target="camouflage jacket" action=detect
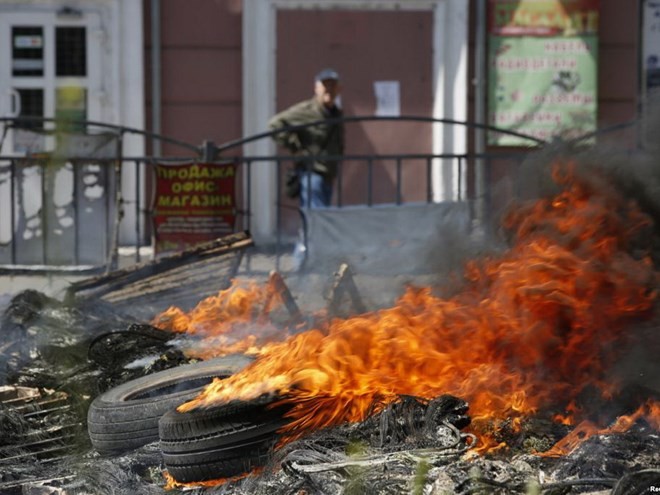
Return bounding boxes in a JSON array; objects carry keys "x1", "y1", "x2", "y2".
[{"x1": 268, "y1": 98, "x2": 344, "y2": 179}]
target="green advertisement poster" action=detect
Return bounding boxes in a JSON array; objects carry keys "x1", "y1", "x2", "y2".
[
  {"x1": 487, "y1": 0, "x2": 599, "y2": 146},
  {"x1": 488, "y1": 36, "x2": 598, "y2": 145}
]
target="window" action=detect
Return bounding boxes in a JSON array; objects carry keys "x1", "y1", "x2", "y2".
[
  {"x1": 12, "y1": 26, "x2": 44, "y2": 76},
  {"x1": 56, "y1": 27, "x2": 86, "y2": 76},
  {"x1": 14, "y1": 88, "x2": 45, "y2": 150}
]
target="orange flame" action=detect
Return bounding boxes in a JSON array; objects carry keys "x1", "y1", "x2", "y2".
[
  {"x1": 163, "y1": 468, "x2": 259, "y2": 491},
  {"x1": 152, "y1": 278, "x2": 291, "y2": 359},
  {"x1": 539, "y1": 399, "x2": 660, "y2": 457},
  {"x1": 175, "y1": 162, "x2": 658, "y2": 454}
]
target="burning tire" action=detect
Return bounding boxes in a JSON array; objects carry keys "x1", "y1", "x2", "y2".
[
  {"x1": 87, "y1": 354, "x2": 253, "y2": 454},
  {"x1": 159, "y1": 394, "x2": 292, "y2": 482}
]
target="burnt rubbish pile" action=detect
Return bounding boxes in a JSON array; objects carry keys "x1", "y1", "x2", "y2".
[
  {"x1": 1, "y1": 141, "x2": 660, "y2": 493},
  {"x1": 0, "y1": 289, "x2": 194, "y2": 493}
]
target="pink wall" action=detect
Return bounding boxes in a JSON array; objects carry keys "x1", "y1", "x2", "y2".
[
  {"x1": 598, "y1": 0, "x2": 639, "y2": 127},
  {"x1": 144, "y1": 0, "x2": 243, "y2": 155},
  {"x1": 146, "y1": 0, "x2": 642, "y2": 156},
  {"x1": 276, "y1": 9, "x2": 433, "y2": 207}
]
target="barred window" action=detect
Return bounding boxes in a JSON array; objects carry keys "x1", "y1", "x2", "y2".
[
  {"x1": 56, "y1": 27, "x2": 87, "y2": 76},
  {"x1": 12, "y1": 26, "x2": 44, "y2": 77}
]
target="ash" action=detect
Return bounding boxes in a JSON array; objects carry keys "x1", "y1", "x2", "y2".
[
  {"x1": 185, "y1": 409, "x2": 660, "y2": 495},
  {"x1": 0, "y1": 289, "x2": 192, "y2": 495}
]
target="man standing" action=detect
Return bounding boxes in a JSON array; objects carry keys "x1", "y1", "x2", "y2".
[
  {"x1": 268, "y1": 68, "x2": 345, "y2": 208},
  {"x1": 268, "y1": 68, "x2": 345, "y2": 270}
]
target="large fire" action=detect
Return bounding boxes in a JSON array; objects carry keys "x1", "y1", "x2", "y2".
[{"x1": 154, "y1": 161, "x2": 660, "y2": 454}]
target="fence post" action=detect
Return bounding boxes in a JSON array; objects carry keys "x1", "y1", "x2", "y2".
[{"x1": 201, "y1": 140, "x2": 217, "y2": 162}]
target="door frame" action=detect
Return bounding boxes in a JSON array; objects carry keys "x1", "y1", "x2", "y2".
[{"x1": 243, "y1": 0, "x2": 469, "y2": 242}]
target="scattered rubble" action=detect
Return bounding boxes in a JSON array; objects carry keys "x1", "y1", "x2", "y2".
[{"x1": 0, "y1": 283, "x2": 658, "y2": 494}]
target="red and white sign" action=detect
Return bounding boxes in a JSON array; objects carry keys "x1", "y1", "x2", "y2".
[{"x1": 153, "y1": 162, "x2": 237, "y2": 256}]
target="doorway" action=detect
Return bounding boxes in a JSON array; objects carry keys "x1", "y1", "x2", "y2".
[
  {"x1": 242, "y1": 0, "x2": 469, "y2": 242},
  {"x1": 276, "y1": 9, "x2": 433, "y2": 206}
]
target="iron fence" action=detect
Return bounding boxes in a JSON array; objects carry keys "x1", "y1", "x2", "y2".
[{"x1": 0, "y1": 115, "x2": 560, "y2": 274}]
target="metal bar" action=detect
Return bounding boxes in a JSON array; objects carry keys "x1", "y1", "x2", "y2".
[
  {"x1": 22, "y1": 405, "x2": 71, "y2": 418},
  {"x1": 11, "y1": 433, "x2": 76, "y2": 450},
  {"x1": 426, "y1": 157, "x2": 432, "y2": 203},
  {"x1": 106, "y1": 132, "x2": 124, "y2": 273},
  {"x1": 474, "y1": 0, "x2": 487, "y2": 225},
  {"x1": 367, "y1": 158, "x2": 373, "y2": 206},
  {"x1": 210, "y1": 115, "x2": 548, "y2": 153},
  {"x1": 457, "y1": 156, "x2": 463, "y2": 202},
  {"x1": 73, "y1": 160, "x2": 80, "y2": 265},
  {"x1": 0, "y1": 117, "x2": 199, "y2": 154},
  {"x1": 246, "y1": 159, "x2": 252, "y2": 233},
  {"x1": 104, "y1": 159, "x2": 111, "y2": 269},
  {"x1": 40, "y1": 161, "x2": 46, "y2": 265},
  {"x1": 10, "y1": 159, "x2": 16, "y2": 264},
  {"x1": 0, "y1": 152, "x2": 530, "y2": 163},
  {"x1": 485, "y1": 154, "x2": 493, "y2": 235},
  {"x1": 20, "y1": 424, "x2": 80, "y2": 435},
  {"x1": 134, "y1": 159, "x2": 141, "y2": 263},
  {"x1": 242, "y1": 158, "x2": 252, "y2": 273},
  {"x1": 276, "y1": 158, "x2": 282, "y2": 273},
  {"x1": 147, "y1": 158, "x2": 156, "y2": 252},
  {"x1": 0, "y1": 475, "x2": 76, "y2": 490},
  {"x1": 336, "y1": 157, "x2": 343, "y2": 207},
  {"x1": 8, "y1": 114, "x2": 643, "y2": 158},
  {"x1": 395, "y1": 157, "x2": 402, "y2": 205},
  {"x1": 0, "y1": 444, "x2": 72, "y2": 462},
  {"x1": 11, "y1": 396, "x2": 68, "y2": 412},
  {"x1": 151, "y1": 0, "x2": 162, "y2": 157},
  {"x1": 105, "y1": 159, "x2": 112, "y2": 270}
]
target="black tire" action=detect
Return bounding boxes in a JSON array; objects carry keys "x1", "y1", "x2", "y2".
[
  {"x1": 159, "y1": 394, "x2": 293, "y2": 482},
  {"x1": 87, "y1": 354, "x2": 253, "y2": 454}
]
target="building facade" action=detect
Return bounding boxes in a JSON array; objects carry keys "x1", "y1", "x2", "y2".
[{"x1": 0, "y1": 0, "x2": 648, "y2": 245}]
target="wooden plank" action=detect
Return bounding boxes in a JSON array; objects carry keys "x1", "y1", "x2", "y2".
[{"x1": 64, "y1": 232, "x2": 253, "y2": 318}]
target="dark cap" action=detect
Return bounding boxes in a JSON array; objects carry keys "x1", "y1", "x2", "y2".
[{"x1": 315, "y1": 68, "x2": 340, "y2": 82}]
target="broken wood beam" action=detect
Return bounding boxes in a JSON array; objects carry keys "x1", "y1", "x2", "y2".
[
  {"x1": 327, "y1": 263, "x2": 367, "y2": 316},
  {"x1": 65, "y1": 231, "x2": 253, "y2": 303},
  {"x1": 64, "y1": 231, "x2": 254, "y2": 319},
  {"x1": 263, "y1": 271, "x2": 303, "y2": 323}
]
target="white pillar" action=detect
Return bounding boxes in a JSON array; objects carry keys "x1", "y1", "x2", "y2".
[
  {"x1": 431, "y1": 0, "x2": 469, "y2": 202},
  {"x1": 243, "y1": 0, "x2": 277, "y2": 244}
]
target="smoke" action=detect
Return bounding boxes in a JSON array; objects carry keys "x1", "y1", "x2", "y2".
[
  {"x1": 513, "y1": 105, "x2": 660, "y2": 227},
  {"x1": 507, "y1": 105, "x2": 660, "y2": 419}
]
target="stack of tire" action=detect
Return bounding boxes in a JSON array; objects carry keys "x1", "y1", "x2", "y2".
[{"x1": 87, "y1": 355, "x2": 292, "y2": 482}]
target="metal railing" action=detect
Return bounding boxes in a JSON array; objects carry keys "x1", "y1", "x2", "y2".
[
  {"x1": 0, "y1": 117, "x2": 201, "y2": 273},
  {"x1": 214, "y1": 116, "x2": 547, "y2": 267},
  {"x1": 0, "y1": 115, "x2": 554, "y2": 274}
]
